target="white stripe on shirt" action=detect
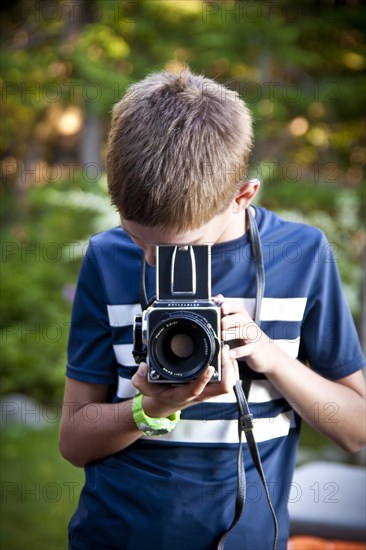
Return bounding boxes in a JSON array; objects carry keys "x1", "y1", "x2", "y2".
[
  {"x1": 107, "y1": 304, "x2": 141, "y2": 327},
  {"x1": 117, "y1": 376, "x2": 139, "y2": 399},
  {"x1": 143, "y1": 410, "x2": 295, "y2": 444},
  {"x1": 114, "y1": 344, "x2": 137, "y2": 366},
  {"x1": 226, "y1": 297, "x2": 307, "y2": 321},
  {"x1": 206, "y1": 379, "x2": 283, "y2": 404},
  {"x1": 113, "y1": 337, "x2": 300, "y2": 370},
  {"x1": 273, "y1": 337, "x2": 300, "y2": 358},
  {"x1": 116, "y1": 376, "x2": 283, "y2": 404},
  {"x1": 107, "y1": 297, "x2": 307, "y2": 327}
]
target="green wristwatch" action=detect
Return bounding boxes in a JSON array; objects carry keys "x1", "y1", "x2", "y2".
[{"x1": 132, "y1": 393, "x2": 181, "y2": 436}]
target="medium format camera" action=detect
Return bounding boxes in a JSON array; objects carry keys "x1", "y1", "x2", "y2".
[{"x1": 133, "y1": 245, "x2": 222, "y2": 383}]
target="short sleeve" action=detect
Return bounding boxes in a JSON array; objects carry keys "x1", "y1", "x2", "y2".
[
  {"x1": 299, "y1": 232, "x2": 365, "y2": 380},
  {"x1": 66, "y1": 242, "x2": 118, "y2": 385}
]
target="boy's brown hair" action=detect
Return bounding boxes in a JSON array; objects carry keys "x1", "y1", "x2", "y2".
[{"x1": 107, "y1": 69, "x2": 253, "y2": 231}]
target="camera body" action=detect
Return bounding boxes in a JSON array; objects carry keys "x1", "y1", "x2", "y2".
[{"x1": 133, "y1": 245, "x2": 222, "y2": 383}]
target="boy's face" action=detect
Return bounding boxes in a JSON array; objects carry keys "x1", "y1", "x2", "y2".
[{"x1": 121, "y1": 202, "x2": 245, "y2": 266}]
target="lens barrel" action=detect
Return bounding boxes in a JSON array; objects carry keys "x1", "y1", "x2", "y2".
[{"x1": 149, "y1": 312, "x2": 218, "y2": 381}]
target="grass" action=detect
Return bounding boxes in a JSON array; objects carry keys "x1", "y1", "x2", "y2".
[{"x1": 1, "y1": 423, "x2": 84, "y2": 550}]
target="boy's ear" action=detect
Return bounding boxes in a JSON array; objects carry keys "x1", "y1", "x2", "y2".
[{"x1": 233, "y1": 179, "x2": 261, "y2": 212}]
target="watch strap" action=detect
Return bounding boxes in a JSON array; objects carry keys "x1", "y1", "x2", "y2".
[{"x1": 132, "y1": 393, "x2": 181, "y2": 436}]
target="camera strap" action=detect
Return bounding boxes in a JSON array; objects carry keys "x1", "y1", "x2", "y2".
[
  {"x1": 241, "y1": 205, "x2": 265, "y2": 399},
  {"x1": 217, "y1": 206, "x2": 278, "y2": 550},
  {"x1": 139, "y1": 256, "x2": 151, "y2": 310}
]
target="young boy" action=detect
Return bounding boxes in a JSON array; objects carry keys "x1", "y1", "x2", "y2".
[{"x1": 59, "y1": 69, "x2": 365, "y2": 550}]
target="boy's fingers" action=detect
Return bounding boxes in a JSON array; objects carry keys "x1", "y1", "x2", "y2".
[
  {"x1": 222, "y1": 314, "x2": 261, "y2": 344},
  {"x1": 132, "y1": 362, "x2": 215, "y2": 404},
  {"x1": 131, "y1": 363, "x2": 150, "y2": 392},
  {"x1": 132, "y1": 353, "x2": 241, "y2": 404},
  {"x1": 221, "y1": 344, "x2": 240, "y2": 381},
  {"x1": 185, "y1": 366, "x2": 215, "y2": 399},
  {"x1": 221, "y1": 300, "x2": 251, "y2": 319},
  {"x1": 221, "y1": 299, "x2": 241, "y2": 315},
  {"x1": 229, "y1": 343, "x2": 255, "y2": 360},
  {"x1": 213, "y1": 293, "x2": 225, "y2": 305}
]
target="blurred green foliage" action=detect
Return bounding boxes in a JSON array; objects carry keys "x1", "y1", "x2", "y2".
[
  {"x1": 0, "y1": 2, "x2": 365, "y2": 549},
  {"x1": 1, "y1": 0, "x2": 365, "y2": 407},
  {"x1": 1, "y1": 175, "x2": 117, "y2": 402}
]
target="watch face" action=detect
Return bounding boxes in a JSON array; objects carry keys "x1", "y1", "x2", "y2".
[{"x1": 140, "y1": 423, "x2": 169, "y2": 436}]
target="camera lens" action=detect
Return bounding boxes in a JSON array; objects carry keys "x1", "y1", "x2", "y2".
[
  {"x1": 149, "y1": 312, "x2": 219, "y2": 381},
  {"x1": 170, "y1": 334, "x2": 195, "y2": 359}
]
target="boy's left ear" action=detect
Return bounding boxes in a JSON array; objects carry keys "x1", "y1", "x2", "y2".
[{"x1": 233, "y1": 179, "x2": 261, "y2": 212}]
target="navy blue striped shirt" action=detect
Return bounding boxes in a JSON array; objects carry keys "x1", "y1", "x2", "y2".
[{"x1": 67, "y1": 207, "x2": 364, "y2": 550}]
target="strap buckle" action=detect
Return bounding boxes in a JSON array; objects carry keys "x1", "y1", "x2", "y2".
[{"x1": 239, "y1": 412, "x2": 254, "y2": 432}]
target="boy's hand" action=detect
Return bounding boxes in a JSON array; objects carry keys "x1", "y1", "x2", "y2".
[
  {"x1": 220, "y1": 294, "x2": 277, "y2": 375},
  {"x1": 131, "y1": 344, "x2": 239, "y2": 418}
]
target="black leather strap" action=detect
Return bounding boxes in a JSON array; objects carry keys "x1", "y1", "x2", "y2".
[
  {"x1": 240, "y1": 207, "x2": 265, "y2": 399},
  {"x1": 139, "y1": 256, "x2": 151, "y2": 310},
  {"x1": 247, "y1": 206, "x2": 265, "y2": 327},
  {"x1": 217, "y1": 380, "x2": 278, "y2": 550}
]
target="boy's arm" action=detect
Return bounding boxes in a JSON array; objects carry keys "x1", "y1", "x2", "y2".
[
  {"x1": 59, "y1": 378, "x2": 142, "y2": 468},
  {"x1": 59, "y1": 346, "x2": 239, "y2": 467},
  {"x1": 222, "y1": 300, "x2": 366, "y2": 453},
  {"x1": 266, "y1": 360, "x2": 365, "y2": 453}
]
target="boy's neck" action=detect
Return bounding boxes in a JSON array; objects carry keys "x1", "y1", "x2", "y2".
[{"x1": 215, "y1": 206, "x2": 253, "y2": 244}]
